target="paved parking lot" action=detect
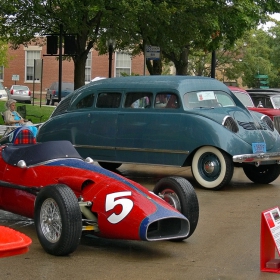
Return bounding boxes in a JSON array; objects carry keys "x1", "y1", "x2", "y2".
[{"x1": 1, "y1": 164, "x2": 280, "y2": 280}]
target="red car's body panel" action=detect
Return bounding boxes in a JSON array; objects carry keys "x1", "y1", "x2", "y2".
[{"x1": 0, "y1": 141, "x2": 190, "y2": 242}]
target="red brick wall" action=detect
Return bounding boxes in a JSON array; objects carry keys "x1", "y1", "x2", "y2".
[{"x1": 3, "y1": 41, "x2": 145, "y2": 94}]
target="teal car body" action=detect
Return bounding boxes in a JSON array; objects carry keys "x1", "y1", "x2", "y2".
[{"x1": 37, "y1": 76, "x2": 280, "y2": 190}]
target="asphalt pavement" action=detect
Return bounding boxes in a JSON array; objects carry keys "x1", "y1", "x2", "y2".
[{"x1": 1, "y1": 164, "x2": 280, "y2": 280}]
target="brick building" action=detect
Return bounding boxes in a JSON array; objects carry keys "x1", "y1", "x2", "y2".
[{"x1": 0, "y1": 40, "x2": 145, "y2": 99}]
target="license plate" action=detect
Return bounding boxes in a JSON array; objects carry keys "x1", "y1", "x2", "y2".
[{"x1": 252, "y1": 142, "x2": 266, "y2": 153}]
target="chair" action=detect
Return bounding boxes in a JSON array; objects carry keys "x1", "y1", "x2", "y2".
[
  {"x1": 0, "y1": 112, "x2": 16, "y2": 136},
  {"x1": 17, "y1": 105, "x2": 44, "y2": 122}
]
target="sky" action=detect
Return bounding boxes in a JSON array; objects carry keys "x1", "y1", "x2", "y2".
[{"x1": 260, "y1": 13, "x2": 280, "y2": 29}]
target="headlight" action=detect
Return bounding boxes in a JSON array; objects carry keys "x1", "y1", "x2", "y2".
[
  {"x1": 261, "y1": 115, "x2": 274, "y2": 131},
  {"x1": 222, "y1": 115, "x2": 239, "y2": 133}
]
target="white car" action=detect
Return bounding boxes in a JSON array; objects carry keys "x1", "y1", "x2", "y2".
[
  {"x1": 0, "y1": 82, "x2": 8, "y2": 101},
  {"x1": 8, "y1": 85, "x2": 31, "y2": 104}
]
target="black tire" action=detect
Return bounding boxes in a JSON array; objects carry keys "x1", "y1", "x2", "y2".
[
  {"x1": 46, "y1": 99, "x2": 50, "y2": 105},
  {"x1": 98, "y1": 162, "x2": 122, "y2": 170},
  {"x1": 34, "y1": 184, "x2": 82, "y2": 256},
  {"x1": 243, "y1": 164, "x2": 280, "y2": 184},
  {"x1": 191, "y1": 146, "x2": 233, "y2": 190},
  {"x1": 153, "y1": 176, "x2": 199, "y2": 239},
  {"x1": 50, "y1": 97, "x2": 55, "y2": 105}
]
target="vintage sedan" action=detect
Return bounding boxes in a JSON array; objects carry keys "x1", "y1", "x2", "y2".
[
  {"x1": 36, "y1": 76, "x2": 280, "y2": 190},
  {"x1": 0, "y1": 127, "x2": 199, "y2": 256}
]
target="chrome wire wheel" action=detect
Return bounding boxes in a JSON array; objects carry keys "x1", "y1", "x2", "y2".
[{"x1": 40, "y1": 198, "x2": 62, "y2": 243}]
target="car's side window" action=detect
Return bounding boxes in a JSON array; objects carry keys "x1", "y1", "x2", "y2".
[
  {"x1": 76, "y1": 94, "x2": 94, "y2": 109},
  {"x1": 155, "y1": 92, "x2": 179, "y2": 109},
  {"x1": 96, "y1": 92, "x2": 121, "y2": 108},
  {"x1": 124, "y1": 92, "x2": 153, "y2": 108}
]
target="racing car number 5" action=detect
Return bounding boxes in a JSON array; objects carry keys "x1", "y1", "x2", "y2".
[{"x1": 106, "y1": 191, "x2": 133, "y2": 224}]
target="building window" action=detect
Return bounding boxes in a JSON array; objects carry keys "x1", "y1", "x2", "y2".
[
  {"x1": 25, "y1": 50, "x2": 41, "y2": 81},
  {"x1": 85, "y1": 52, "x2": 92, "y2": 82},
  {"x1": 116, "y1": 52, "x2": 131, "y2": 77},
  {"x1": 0, "y1": 66, "x2": 3, "y2": 81}
]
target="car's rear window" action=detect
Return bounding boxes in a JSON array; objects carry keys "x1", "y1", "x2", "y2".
[
  {"x1": 13, "y1": 85, "x2": 29, "y2": 90},
  {"x1": 184, "y1": 91, "x2": 235, "y2": 109},
  {"x1": 62, "y1": 83, "x2": 74, "y2": 90}
]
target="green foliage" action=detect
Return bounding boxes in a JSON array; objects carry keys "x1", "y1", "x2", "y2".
[
  {"x1": 1, "y1": 0, "x2": 280, "y2": 79},
  {"x1": 0, "y1": 40, "x2": 8, "y2": 67}
]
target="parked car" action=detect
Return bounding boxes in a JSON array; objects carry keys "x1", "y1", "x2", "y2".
[
  {"x1": 8, "y1": 85, "x2": 31, "y2": 103},
  {"x1": 229, "y1": 86, "x2": 280, "y2": 134},
  {"x1": 0, "y1": 82, "x2": 8, "y2": 101},
  {"x1": 46, "y1": 82, "x2": 74, "y2": 105},
  {"x1": 247, "y1": 88, "x2": 280, "y2": 109},
  {"x1": 0, "y1": 126, "x2": 199, "y2": 256},
  {"x1": 36, "y1": 76, "x2": 280, "y2": 190}
]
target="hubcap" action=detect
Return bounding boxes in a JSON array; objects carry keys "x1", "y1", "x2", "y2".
[
  {"x1": 158, "y1": 189, "x2": 181, "y2": 212},
  {"x1": 199, "y1": 153, "x2": 221, "y2": 181},
  {"x1": 40, "y1": 198, "x2": 62, "y2": 243}
]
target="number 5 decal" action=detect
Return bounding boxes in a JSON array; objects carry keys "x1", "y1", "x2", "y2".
[{"x1": 106, "y1": 191, "x2": 133, "y2": 224}]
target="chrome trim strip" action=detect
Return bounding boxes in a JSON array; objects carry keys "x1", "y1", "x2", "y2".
[
  {"x1": 233, "y1": 152, "x2": 280, "y2": 163},
  {"x1": 26, "y1": 157, "x2": 84, "y2": 168},
  {"x1": 73, "y1": 144, "x2": 189, "y2": 155}
]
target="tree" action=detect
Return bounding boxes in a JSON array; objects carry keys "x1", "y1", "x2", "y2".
[
  {"x1": 1, "y1": 0, "x2": 280, "y2": 85},
  {"x1": 0, "y1": 0, "x2": 122, "y2": 89},
  {"x1": 0, "y1": 39, "x2": 8, "y2": 67}
]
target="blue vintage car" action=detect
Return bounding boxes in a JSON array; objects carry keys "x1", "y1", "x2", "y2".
[{"x1": 36, "y1": 76, "x2": 280, "y2": 190}]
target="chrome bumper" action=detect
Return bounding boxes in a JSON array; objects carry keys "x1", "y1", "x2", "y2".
[{"x1": 233, "y1": 152, "x2": 280, "y2": 163}]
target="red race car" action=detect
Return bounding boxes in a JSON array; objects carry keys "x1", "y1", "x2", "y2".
[{"x1": 0, "y1": 127, "x2": 199, "y2": 256}]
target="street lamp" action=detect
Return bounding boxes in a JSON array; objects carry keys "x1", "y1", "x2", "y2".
[{"x1": 106, "y1": 38, "x2": 116, "y2": 78}]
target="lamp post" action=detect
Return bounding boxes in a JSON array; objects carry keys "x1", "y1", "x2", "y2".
[{"x1": 106, "y1": 38, "x2": 116, "y2": 78}]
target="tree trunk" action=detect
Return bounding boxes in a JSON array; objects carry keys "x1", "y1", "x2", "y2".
[
  {"x1": 146, "y1": 59, "x2": 162, "y2": 75},
  {"x1": 73, "y1": 53, "x2": 88, "y2": 90},
  {"x1": 174, "y1": 48, "x2": 189, "y2": 75}
]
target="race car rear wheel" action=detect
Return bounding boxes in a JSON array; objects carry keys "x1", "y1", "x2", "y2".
[
  {"x1": 191, "y1": 146, "x2": 233, "y2": 190},
  {"x1": 153, "y1": 176, "x2": 199, "y2": 239},
  {"x1": 243, "y1": 164, "x2": 280, "y2": 184},
  {"x1": 34, "y1": 184, "x2": 82, "y2": 256}
]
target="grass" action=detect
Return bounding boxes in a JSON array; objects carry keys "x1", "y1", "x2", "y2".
[{"x1": 0, "y1": 101, "x2": 55, "y2": 124}]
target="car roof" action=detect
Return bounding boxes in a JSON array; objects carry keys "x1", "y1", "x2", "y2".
[
  {"x1": 247, "y1": 89, "x2": 280, "y2": 96},
  {"x1": 80, "y1": 76, "x2": 230, "y2": 94}
]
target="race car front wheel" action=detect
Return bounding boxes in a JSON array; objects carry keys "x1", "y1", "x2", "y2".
[
  {"x1": 153, "y1": 176, "x2": 199, "y2": 239},
  {"x1": 34, "y1": 184, "x2": 82, "y2": 256},
  {"x1": 191, "y1": 146, "x2": 233, "y2": 190},
  {"x1": 243, "y1": 164, "x2": 280, "y2": 184}
]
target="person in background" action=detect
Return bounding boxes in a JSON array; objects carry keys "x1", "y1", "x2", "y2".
[
  {"x1": 3, "y1": 99, "x2": 26, "y2": 126},
  {"x1": 3, "y1": 99, "x2": 37, "y2": 136}
]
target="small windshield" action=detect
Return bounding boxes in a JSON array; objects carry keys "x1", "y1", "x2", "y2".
[
  {"x1": 271, "y1": 95, "x2": 280, "y2": 109},
  {"x1": 0, "y1": 83, "x2": 4, "y2": 90},
  {"x1": 184, "y1": 91, "x2": 236, "y2": 109}
]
